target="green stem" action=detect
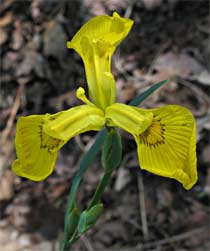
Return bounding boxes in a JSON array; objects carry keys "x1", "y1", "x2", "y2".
[
  {"x1": 62, "y1": 238, "x2": 72, "y2": 251},
  {"x1": 65, "y1": 129, "x2": 107, "y2": 219},
  {"x1": 62, "y1": 129, "x2": 107, "y2": 251},
  {"x1": 88, "y1": 170, "x2": 112, "y2": 209}
]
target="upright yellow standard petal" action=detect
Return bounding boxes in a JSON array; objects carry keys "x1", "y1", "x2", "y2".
[
  {"x1": 105, "y1": 103, "x2": 153, "y2": 136},
  {"x1": 12, "y1": 105, "x2": 105, "y2": 181},
  {"x1": 134, "y1": 105, "x2": 197, "y2": 190},
  {"x1": 67, "y1": 12, "x2": 134, "y2": 109},
  {"x1": 67, "y1": 12, "x2": 133, "y2": 64}
]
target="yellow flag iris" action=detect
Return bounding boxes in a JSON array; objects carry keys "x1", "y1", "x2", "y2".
[{"x1": 12, "y1": 12, "x2": 197, "y2": 189}]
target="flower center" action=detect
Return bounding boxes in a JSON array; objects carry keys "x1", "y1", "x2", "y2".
[
  {"x1": 39, "y1": 122, "x2": 64, "y2": 151},
  {"x1": 139, "y1": 116, "x2": 165, "y2": 147}
]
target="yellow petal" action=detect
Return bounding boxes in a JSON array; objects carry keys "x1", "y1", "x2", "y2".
[
  {"x1": 135, "y1": 105, "x2": 197, "y2": 190},
  {"x1": 105, "y1": 103, "x2": 153, "y2": 135},
  {"x1": 44, "y1": 105, "x2": 105, "y2": 141},
  {"x1": 12, "y1": 114, "x2": 65, "y2": 181},
  {"x1": 67, "y1": 12, "x2": 133, "y2": 60},
  {"x1": 12, "y1": 105, "x2": 105, "y2": 181},
  {"x1": 67, "y1": 12, "x2": 134, "y2": 109}
]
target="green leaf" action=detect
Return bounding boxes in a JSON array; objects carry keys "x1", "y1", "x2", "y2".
[
  {"x1": 101, "y1": 127, "x2": 122, "y2": 172},
  {"x1": 129, "y1": 80, "x2": 168, "y2": 107}
]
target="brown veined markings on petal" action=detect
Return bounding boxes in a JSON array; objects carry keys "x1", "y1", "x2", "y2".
[
  {"x1": 139, "y1": 118, "x2": 165, "y2": 147},
  {"x1": 38, "y1": 123, "x2": 64, "y2": 151},
  {"x1": 139, "y1": 115, "x2": 191, "y2": 157},
  {"x1": 19, "y1": 120, "x2": 63, "y2": 154}
]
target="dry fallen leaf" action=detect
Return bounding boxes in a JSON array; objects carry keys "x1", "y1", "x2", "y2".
[
  {"x1": 0, "y1": 28, "x2": 7, "y2": 45},
  {"x1": 16, "y1": 50, "x2": 46, "y2": 78},
  {"x1": 11, "y1": 20, "x2": 24, "y2": 50},
  {"x1": 0, "y1": 170, "x2": 15, "y2": 200},
  {"x1": 142, "y1": 0, "x2": 162, "y2": 10},
  {"x1": 0, "y1": 11, "x2": 13, "y2": 27},
  {"x1": 43, "y1": 20, "x2": 67, "y2": 59},
  {"x1": 153, "y1": 52, "x2": 210, "y2": 86}
]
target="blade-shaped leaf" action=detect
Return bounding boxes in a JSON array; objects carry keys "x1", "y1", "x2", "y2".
[{"x1": 129, "y1": 80, "x2": 168, "y2": 107}]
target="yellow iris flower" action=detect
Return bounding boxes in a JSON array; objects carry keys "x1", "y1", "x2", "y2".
[{"x1": 12, "y1": 12, "x2": 197, "y2": 189}]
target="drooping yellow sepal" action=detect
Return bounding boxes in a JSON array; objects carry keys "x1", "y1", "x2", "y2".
[
  {"x1": 105, "y1": 103, "x2": 153, "y2": 136},
  {"x1": 12, "y1": 105, "x2": 105, "y2": 181},
  {"x1": 12, "y1": 114, "x2": 65, "y2": 181},
  {"x1": 135, "y1": 105, "x2": 197, "y2": 190},
  {"x1": 67, "y1": 12, "x2": 134, "y2": 109}
]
